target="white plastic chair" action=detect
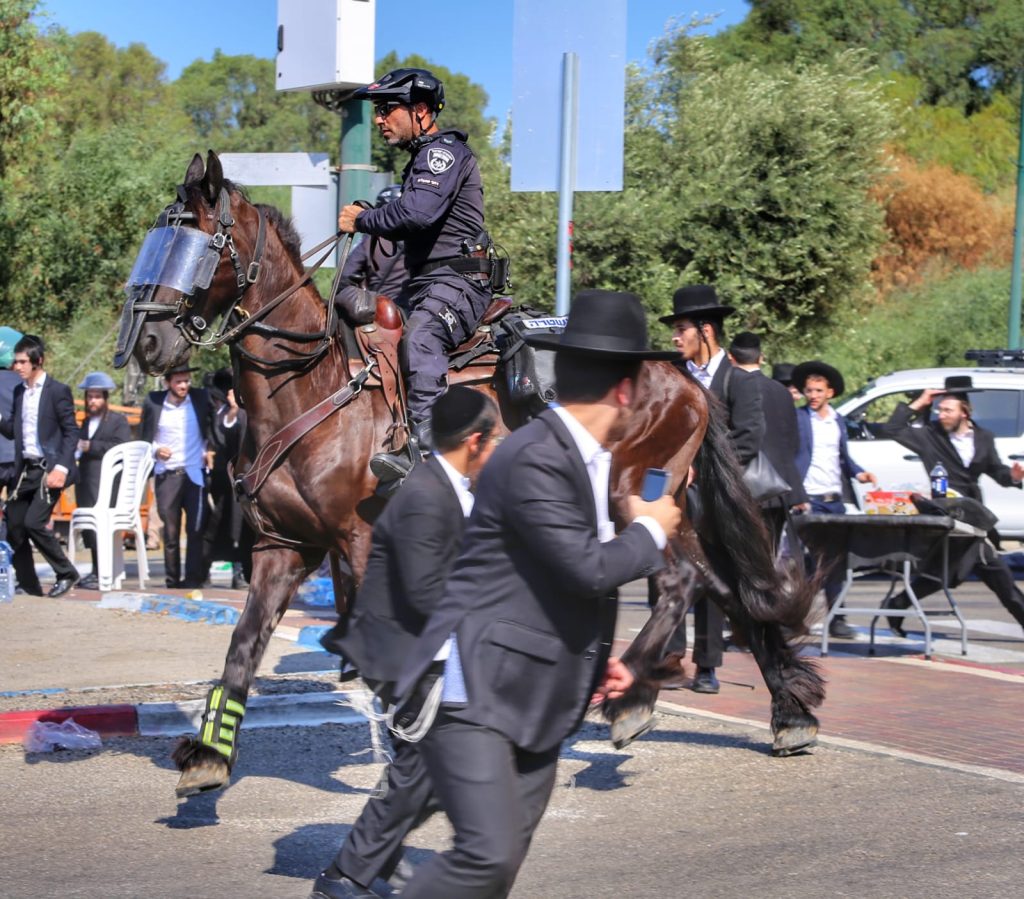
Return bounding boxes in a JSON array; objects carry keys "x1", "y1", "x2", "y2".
[{"x1": 69, "y1": 441, "x2": 155, "y2": 591}]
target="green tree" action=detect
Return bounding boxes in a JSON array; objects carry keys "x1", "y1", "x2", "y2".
[
  {"x1": 56, "y1": 31, "x2": 181, "y2": 141},
  {"x1": 802, "y1": 265, "x2": 1013, "y2": 394},
  {"x1": 715, "y1": 0, "x2": 1024, "y2": 112},
  {"x1": 173, "y1": 50, "x2": 337, "y2": 154}
]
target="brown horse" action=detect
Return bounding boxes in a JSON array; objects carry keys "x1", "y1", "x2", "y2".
[{"x1": 116, "y1": 151, "x2": 823, "y2": 797}]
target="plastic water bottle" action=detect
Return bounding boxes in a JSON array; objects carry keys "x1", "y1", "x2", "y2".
[
  {"x1": 930, "y1": 462, "x2": 948, "y2": 499},
  {"x1": 0, "y1": 540, "x2": 14, "y2": 603}
]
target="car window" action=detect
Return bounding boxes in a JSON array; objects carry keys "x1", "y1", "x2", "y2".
[
  {"x1": 966, "y1": 389, "x2": 1022, "y2": 437},
  {"x1": 844, "y1": 391, "x2": 917, "y2": 440}
]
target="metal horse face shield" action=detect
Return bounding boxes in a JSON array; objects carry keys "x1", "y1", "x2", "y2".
[{"x1": 114, "y1": 188, "x2": 243, "y2": 369}]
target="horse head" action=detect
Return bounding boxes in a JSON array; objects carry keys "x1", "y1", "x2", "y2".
[{"x1": 114, "y1": 150, "x2": 274, "y2": 374}]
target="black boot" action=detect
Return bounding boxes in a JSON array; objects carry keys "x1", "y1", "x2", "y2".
[
  {"x1": 231, "y1": 562, "x2": 249, "y2": 590},
  {"x1": 369, "y1": 419, "x2": 429, "y2": 485}
]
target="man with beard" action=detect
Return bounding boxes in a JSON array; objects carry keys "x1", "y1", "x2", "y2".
[
  {"x1": 876, "y1": 377, "x2": 1024, "y2": 637},
  {"x1": 75, "y1": 372, "x2": 131, "y2": 590}
]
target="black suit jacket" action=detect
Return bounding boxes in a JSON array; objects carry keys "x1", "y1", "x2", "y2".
[
  {"x1": 876, "y1": 403, "x2": 1022, "y2": 503},
  {"x1": 322, "y1": 455, "x2": 466, "y2": 684},
  {"x1": 0, "y1": 374, "x2": 79, "y2": 484},
  {"x1": 139, "y1": 387, "x2": 212, "y2": 447},
  {"x1": 395, "y1": 409, "x2": 664, "y2": 754},
  {"x1": 208, "y1": 405, "x2": 247, "y2": 473},
  {"x1": 709, "y1": 361, "x2": 764, "y2": 466},
  {"x1": 749, "y1": 370, "x2": 807, "y2": 507},
  {"x1": 76, "y1": 411, "x2": 132, "y2": 508}
]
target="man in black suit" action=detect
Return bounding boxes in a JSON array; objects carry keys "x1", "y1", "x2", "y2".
[
  {"x1": 658, "y1": 285, "x2": 765, "y2": 693},
  {"x1": 0, "y1": 335, "x2": 81, "y2": 596},
  {"x1": 75, "y1": 371, "x2": 132, "y2": 590},
  {"x1": 140, "y1": 363, "x2": 211, "y2": 588},
  {"x1": 875, "y1": 377, "x2": 1024, "y2": 637},
  {"x1": 311, "y1": 386, "x2": 500, "y2": 899},
  {"x1": 202, "y1": 368, "x2": 252, "y2": 590},
  {"x1": 0, "y1": 326, "x2": 23, "y2": 497},
  {"x1": 728, "y1": 332, "x2": 808, "y2": 551},
  {"x1": 388, "y1": 290, "x2": 680, "y2": 899},
  {"x1": 793, "y1": 360, "x2": 877, "y2": 638}
]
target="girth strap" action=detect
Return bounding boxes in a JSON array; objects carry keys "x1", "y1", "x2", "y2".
[{"x1": 236, "y1": 365, "x2": 372, "y2": 501}]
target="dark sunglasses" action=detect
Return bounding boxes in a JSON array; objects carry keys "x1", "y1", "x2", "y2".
[{"x1": 373, "y1": 102, "x2": 403, "y2": 118}]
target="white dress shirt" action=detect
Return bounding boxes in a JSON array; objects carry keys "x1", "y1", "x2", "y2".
[
  {"x1": 686, "y1": 348, "x2": 726, "y2": 390},
  {"x1": 153, "y1": 394, "x2": 205, "y2": 487},
  {"x1": 949, "y1": 429, "x2": 975, "y2": 468},
  {"x1": 552, "y1": 405, "x2": 667, "y2": 549},
  {"x1": 19, "y1": 373, "x2": 69, "y2": 476},
  {"x1": 803, "y1": 405, "x2": 844, "y2": 495},
  {"x1": 20, "y1": 372, "x2": 47, "y2": 460}
]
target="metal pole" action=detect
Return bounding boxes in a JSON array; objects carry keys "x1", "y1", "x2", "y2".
[
  {"x1": 1009, "y1": 84, "x2": 1024, "y2": 350},
  {"x1": 338, "y1": 97, "x2": 374, "y2": 267},
  {"x1": 555, "y1": 52, "x2": 579, "y2": 316}
]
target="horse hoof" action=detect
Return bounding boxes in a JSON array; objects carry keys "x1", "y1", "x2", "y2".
[
  {"x1": 610, "y1": 707, "x2": 657, "y2": 750},
  {"x1": 175, "y1": 758, "x2": 231, "y2": 797},
  {"x1": 771, "y1": 724, "x2": 818, "y2": 757}
]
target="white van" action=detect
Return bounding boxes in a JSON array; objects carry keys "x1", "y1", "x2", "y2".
[{"x1": 836, "y1": 365, "x2": 1024, "y2": 538}]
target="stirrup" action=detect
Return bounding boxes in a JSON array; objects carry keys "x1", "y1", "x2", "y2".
[{"x1": 370, "y1": 451, "x2": 415, "y2": 483}]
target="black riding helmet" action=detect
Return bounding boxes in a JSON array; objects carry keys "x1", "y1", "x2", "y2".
[{"x1": 353, "y1": 68, "x2": 446, "y2": 113}]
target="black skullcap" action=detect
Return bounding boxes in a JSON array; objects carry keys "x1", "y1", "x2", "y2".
[
  {"x1": 730, "y1": 331, "x2": 761, "y2": 352},
  {"x1": 431, "y1": 386, "x2": 489, "y2": 442}
]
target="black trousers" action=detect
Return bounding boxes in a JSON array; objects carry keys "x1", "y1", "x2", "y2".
[
  {"x1": 336, "y1": 731, "x2": 437, "y2": 887},
  {"x1": 154, "y1": 470, "x2": 205, "y2": 587},
  {"x1": 4, "y1": 465, "x2": 77, "y2": 591},
  {"x1": 887, "y1": 542, "x2": 1024, "y2": 631},
  {"x1": 401, "y1": 713, "x2": 560, "y2": 899}
]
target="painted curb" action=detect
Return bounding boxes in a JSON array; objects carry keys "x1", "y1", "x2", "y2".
[
  {"x1": 297, "y1": 625, "x2": 332, "y2": 649},
  {"x1": 1, "y1": 691, "x2": 376, "y2": 745},
  {"x1": 98, "y1": 592, "x2": 241, "y2": 626},
  {"x1": 1, "y1": 704, "x2": 139, "y2": 744}
]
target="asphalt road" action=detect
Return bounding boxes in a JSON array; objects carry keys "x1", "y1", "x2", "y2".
[{"x1": 2, "y1": 712, "x2": 1022, "y2": 899}]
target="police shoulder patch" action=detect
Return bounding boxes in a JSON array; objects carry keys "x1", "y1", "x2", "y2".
[{"x1": 426, "y1": 146, "x2": 456, "y2": 175}]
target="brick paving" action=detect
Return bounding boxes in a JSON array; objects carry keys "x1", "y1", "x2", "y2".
[{"x1": 644, "y1": 645, "x2": 1024, "y2": 775}]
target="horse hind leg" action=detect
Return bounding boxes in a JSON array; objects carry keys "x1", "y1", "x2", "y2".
[
  {"x1": 744, "y1": 618, "x2": 825, "y2": 757},
  {"x1": 603, "y1": 551, "x2": 700, "y2": 749},
  {"x1": 174, "y1": 545, "x2": 321, "y2": 797}
]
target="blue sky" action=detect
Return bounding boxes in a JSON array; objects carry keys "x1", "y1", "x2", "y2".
[{"x1": 37, "y1": 1, "x2": 751, "y2": 123}]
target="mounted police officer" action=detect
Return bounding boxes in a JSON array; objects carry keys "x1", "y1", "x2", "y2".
[{"x1": 337, "y1": 68, "x2": 494, "y2": 478}]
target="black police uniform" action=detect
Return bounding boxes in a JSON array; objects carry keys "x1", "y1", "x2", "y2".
[
  {"x1": 353, "y1": 129, "x2": 491, "y2": 428},
  {"x1": 334, "y1": 235, "x2": 410, "y2": 323}
]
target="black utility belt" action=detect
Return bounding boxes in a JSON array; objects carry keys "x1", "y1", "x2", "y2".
[
  {"x1": 23, "y1": 457, "x2": 47, "y2": 469},
  {"x1": 416, "y1": 256, "x2": 493, "y2": 278},
  {"x1": 809, "y1": 492, "x2": 842, "y2": 503},
  {"x1": 158, "y1": 468, "x2": 188, "y2": 477}
]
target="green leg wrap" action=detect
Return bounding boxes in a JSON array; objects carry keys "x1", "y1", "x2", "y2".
[{"x1": 198, "y1": 685, "x2": 247, "y2": 768}]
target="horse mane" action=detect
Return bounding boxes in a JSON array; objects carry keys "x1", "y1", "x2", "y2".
[{"x1": 253, "y1": 202, "x2": 304, "y2": 269}]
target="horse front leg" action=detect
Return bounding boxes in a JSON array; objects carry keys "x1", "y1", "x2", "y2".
[
  {"x1": 602, "y1": 544, "x2": 702, "y2": 749},
  {"x1": 173, "y1": 544, "x2": 321, "y2": 796}
]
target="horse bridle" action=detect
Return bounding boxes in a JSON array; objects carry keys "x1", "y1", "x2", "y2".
[{"x1": 129, "y1": 184, "x2": 269, "y2": 348}]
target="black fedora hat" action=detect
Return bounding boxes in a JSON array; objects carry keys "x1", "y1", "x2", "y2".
[
  {"x1": 658, "y1": 284, "x2": 735, "y2": 325},
  {"x1": 940, "y1": 375, "x2": 975, "y2": 396},
  {"x1": 163, "y1": 362, "x2": 200, "y2": 377},
  {"x1": 792, "y1": 360, "x2": 845, "y2": 396},
  {"x1": 771, "y1": 362, "x2": 795, "y2": 385},
  {"x1": 523, "y1": 290, "x2": 678, "y2": 360}
]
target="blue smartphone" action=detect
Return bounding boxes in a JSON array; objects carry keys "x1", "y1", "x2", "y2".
[{"x1": 640, "y1": 468, "x2": 670, "y2": 501}]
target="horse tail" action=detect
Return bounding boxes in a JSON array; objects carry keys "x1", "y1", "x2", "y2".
[{"x1": 694, "y1": 393, "x2": 816, "y2": 632}]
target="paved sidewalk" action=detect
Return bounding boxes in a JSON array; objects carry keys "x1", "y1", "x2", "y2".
[{"x1": 2, "y1": 577, "x2": 1022, "y2": 783}]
